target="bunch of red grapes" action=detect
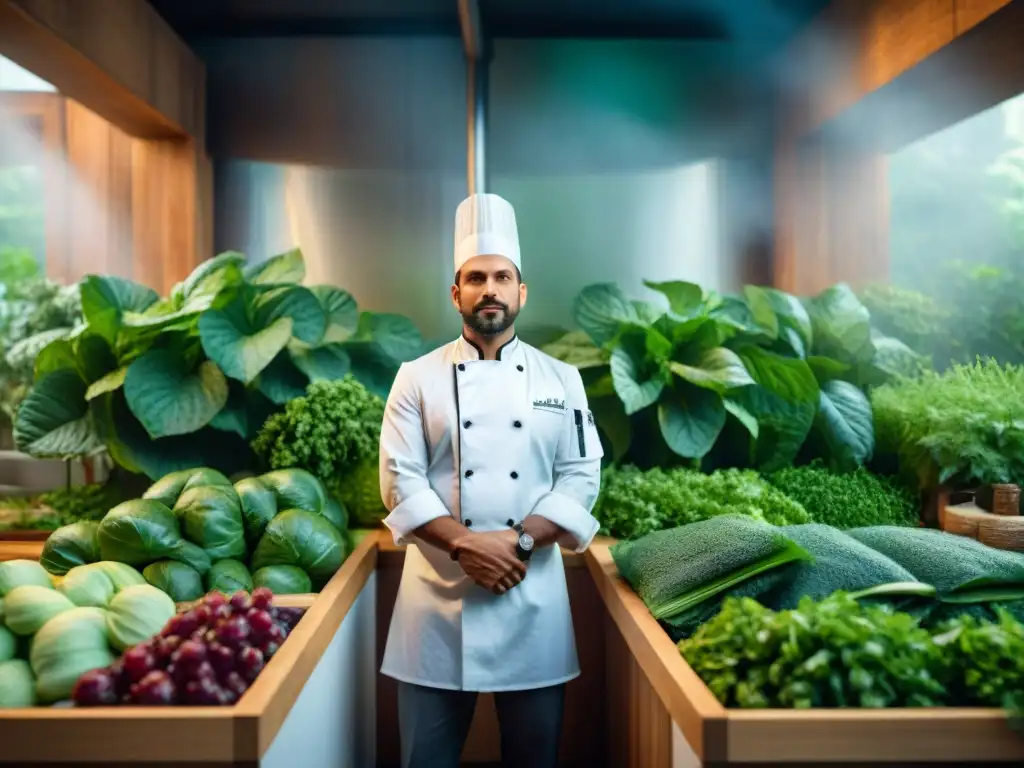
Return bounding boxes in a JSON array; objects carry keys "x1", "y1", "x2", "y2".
[{"x1": 73, "y1": 587, "x2": 307, "y2": 706}]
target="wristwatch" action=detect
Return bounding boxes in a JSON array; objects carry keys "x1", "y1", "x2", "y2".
[{"x1": 512, "y1": 522, "x2": 534, "y2": 562}]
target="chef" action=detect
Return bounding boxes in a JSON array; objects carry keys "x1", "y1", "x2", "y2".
[{"x1": 378, "y1": 192, "x2": 604, "y2": 768}]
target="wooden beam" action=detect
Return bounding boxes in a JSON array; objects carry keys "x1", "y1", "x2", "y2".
[{"x1": 0, "y1": 0, "x2": 204, "y2": 140}]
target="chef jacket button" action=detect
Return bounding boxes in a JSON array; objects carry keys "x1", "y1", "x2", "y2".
[
  {"x1": 464, "y1": 420, "x2": 472, "y2": 428},
  {"x1": 513, "y1": 420, "x2": 522, "y2": 428},
  {"x1": 510, "y1": 471, "x2": 518, "y2": 479},
  {"x1": 516, "y1": 364, "x2": 524, "y2": 372},
  {"x1": 464, "y1": 519, "x2": 473, "y2": 527},
  {"x1": 465, "y1": 469, "x2": 474, "y2": 478},
  {"x1": 458, "y1": 363, "x2": 466, "y2": 371},
  {"x1": 506, "y1": 519, "x2": 514, "y2": 527}
]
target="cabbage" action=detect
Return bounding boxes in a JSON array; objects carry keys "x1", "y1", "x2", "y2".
[
  {"x1": 172, "y1": 485, "x2": 246, "y2": 561},
  {"x1": 143, "y1": 467, "x2": 234, "y2": 508},
  {"x1": 251, "y1": 509, "x2": 347, "y2": 588},
  {"x1": 335, "y1": 457, "x2": 387, "y2": 526},
  {"x1": 0, "y1": 560, "x2": 53, "y2": 596},
  {"x1": 105, "y1": 584, "x2": 176, "y2": 651},
  {"x1": 3, "y1": 585, "x2": 75, "y2": 636},
  {"x1": 235, "y1": 476, "x2": 278, "y2": 544},
  {"x1": 97, "y1": 499, "x2": 182, "y2": 565},
  {"x1": 57, "y1": 564, "x2": 116, "y2": 608},
  {"x1": 0, "y1": 659, "x2": 35, "y2": 707},
  {"x1": 39, "y1": 521, "x2": 101, "y2": 575},
  {"x1": 169, "y1": 540, "x2": 213, "y2": 576},
  {"x1": 0, "y1": 626, "x2": 15, "y2": 661},
  {"x1": 321, "y1": 497, "x2": 347, "y2": 530},
  {"x1": 206, "y1": 559, "x2": 253, "y2": 595},
  {"x1": 259, "y1": 469, "x2": 328, "y2": 516},
  {"x1": 252, "y1": 565, "x2": 312, "y2": 594},
  {"x1": 30, "y1": 607, "x2": 113, "y2": 704},
  {"x1": 85, "y1": 561, "x2": 146, "y2": 591},
  {"x1": 143, "y1": 560, "x2": 204, "y2": 603}
]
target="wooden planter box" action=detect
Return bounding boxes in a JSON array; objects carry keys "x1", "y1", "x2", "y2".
[
  {"x1": 587, "y1": 542, "x2": 1024, "y2": 767},
  {"x1": 0, "y1": 536, "x2": 379, "y2": 767}
]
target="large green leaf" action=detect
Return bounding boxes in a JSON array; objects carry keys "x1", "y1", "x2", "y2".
[
  {"x1": 734, "y1": 345, "x2": 819, "y2": 471},
  {"x1": 90, "y1": 393, "x2": 252, "y2": 480},
  {"x1": 657, "y1": 385, "x2": 726, "y2": 459},
  {"x1": 199, "y1": 298, "x2": 295, "y2": 384},
  {"x1": 75, "y1": 334, "x2": 117, "y2": 383},
  {"x1": 806, "y1": 284, "x2": 873, "y2": 362},
  {"x1": 121, "y1": 291, "x2": 221, "y2": 334},
  {"x1": 244, "y1": 248, "x2": 306, "y2": 286},
  {"x1": 257, "y1": 353, "x2": 311, "y2": 405},
  {"x1": 342, "y1": 341, "x2": 401, "y2": 399},
  {"x1": 255, "y1": 285, "x2": 326, "y2": 345},
  {"x1": 541, "y1": 331, "x2": 609, "y2": 369},
  {"x1": 85, "y1": 366, "x2": 128, "y2": 401},
  {"x1": 723, "y1": 398, "x2": 759, "y2": 439},
  {"x1": 669, "y1": 347, "x2": 754, "y2": 394},
  {"x1": 815, "y1": 379, "x2": 875, "y2": 469},
  {"x1": 356, "y1": 312, "x2": 424, "y2": 363},
  {"x1": 644, "y1": 280, "x2": 704, "y2": 318},
  {"x1": 180, "y1": 252, "x2": 246, "y2": 301},
  {"x1": 741, "y1": 286, "x2": 780, "y2": 339},
  {"x1": 289, "y1": 341, "x2": 352, "y2": 382},
  {"x1": 644, "y1": 326, "x2": 673, "y2": 362},
  {"x1": 13, "y1": 369, "x2": 101, "y2": 458},
  {"x1": 80, "y1": 276, "x2": 159, "y2": 343},
  {"x1": 610, "y1": 344, "x2": 664, "y2": 415},
  {"x1": 209, "y1": 383, "x2": 276, "y2": 441},
  {"x1": 312, "y1": 286, "x2": 359, "y2": 343},
  {"x1": 33, "y1": 335, "x2": 77, "y2": 378},
  {"x1": 573, "y1": 283, "x2": 640, "y2": 347},
  {"x1": 123, "y1": 350, "x2": 230, "y2": 438}
]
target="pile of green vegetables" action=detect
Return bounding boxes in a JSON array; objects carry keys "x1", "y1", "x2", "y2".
[
  {"x1": 252, "y1": 376, "x2": 388, "y2": 527},
  {"x1": 680, "y1": 592, "x2": 1024, "y2": 713},
  {"x1": 592, "y1": 465, "x2": 809, "y2": 540},
  {"x1": 38, "y1": 466, "x2": 349, "y2": 601},
  {"x1": 593, "y1": 462, "x2": 919, "y2": 540},
  {"x1": 0, "y1": 559, "x2": 174, "y2": 707}
]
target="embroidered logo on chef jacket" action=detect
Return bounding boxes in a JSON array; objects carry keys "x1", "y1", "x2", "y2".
[
  {"x1": 533, "y1": 397, "x2": 565, "y2": 412},
  {"x1": 587, "y1": 410, "x2": 595, "y2": 426}
]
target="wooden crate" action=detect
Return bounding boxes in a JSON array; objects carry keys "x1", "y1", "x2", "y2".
[
  {"x1": 587, "y1": 542, "x2": 1024, "y2": 767},
  {"x1": 0, "y1": 534, "x2": 378, "y2": 766}
]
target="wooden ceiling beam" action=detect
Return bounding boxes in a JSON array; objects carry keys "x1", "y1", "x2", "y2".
[{"x1": 0, "y1": 0, "x2": 204, "y2": 141}]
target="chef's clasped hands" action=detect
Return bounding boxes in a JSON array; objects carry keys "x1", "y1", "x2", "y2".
[{"x1": 452, "y1": 528, "x2": 528, "y2": 595}]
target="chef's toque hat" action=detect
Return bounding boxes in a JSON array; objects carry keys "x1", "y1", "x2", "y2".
[{"x1": 453, "y1": 193, "x2": 521, "y2": 275}]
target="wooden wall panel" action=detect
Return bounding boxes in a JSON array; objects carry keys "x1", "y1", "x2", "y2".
[{"x1": 63, "y1": 99, "x2": 134, "y2": 282}]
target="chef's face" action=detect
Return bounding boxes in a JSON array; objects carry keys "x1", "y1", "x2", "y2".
[{"x1": 452, "y1": 255, "x2": 527, "y2": 336}]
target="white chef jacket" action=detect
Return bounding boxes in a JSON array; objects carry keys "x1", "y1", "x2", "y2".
[{"x1": 378, "y1": 334, "x2": 603, "y2": 692}]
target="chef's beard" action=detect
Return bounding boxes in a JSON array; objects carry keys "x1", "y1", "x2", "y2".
[{"x1": 462, "y1": 299, "x2": 520, "y2": 336}]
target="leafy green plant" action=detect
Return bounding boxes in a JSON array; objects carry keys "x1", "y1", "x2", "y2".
[
  {"x1": 12, "y1": 249, "x2": 423, "y2": 479},
  {"x1": 765, "y1": 463, "x2": 920, "y2": 529},
  {"x1": 252, "y1": 376, "x2": 383, "y2": 486},
  {"x1": 679, "y1": 592, "x2": 950, "y2": 708},
  {"x1": 592, "y1": 464, "x2": 810, "y2": 540},
  {"x1": 871, "y1": 360, "x2": 1024, "y2": 491},
  {"x1": 547, "y1": 280, "x2": 916, "y2": 472}
]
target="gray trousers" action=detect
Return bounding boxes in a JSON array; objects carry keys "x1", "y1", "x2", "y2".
[{"x1": 396, "y1": 681, "x2": 566, "y2": 768}]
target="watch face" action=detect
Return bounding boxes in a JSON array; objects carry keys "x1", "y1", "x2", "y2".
[{"x1": 519, "y1": 533, "x2": 535, "y2": 550}]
